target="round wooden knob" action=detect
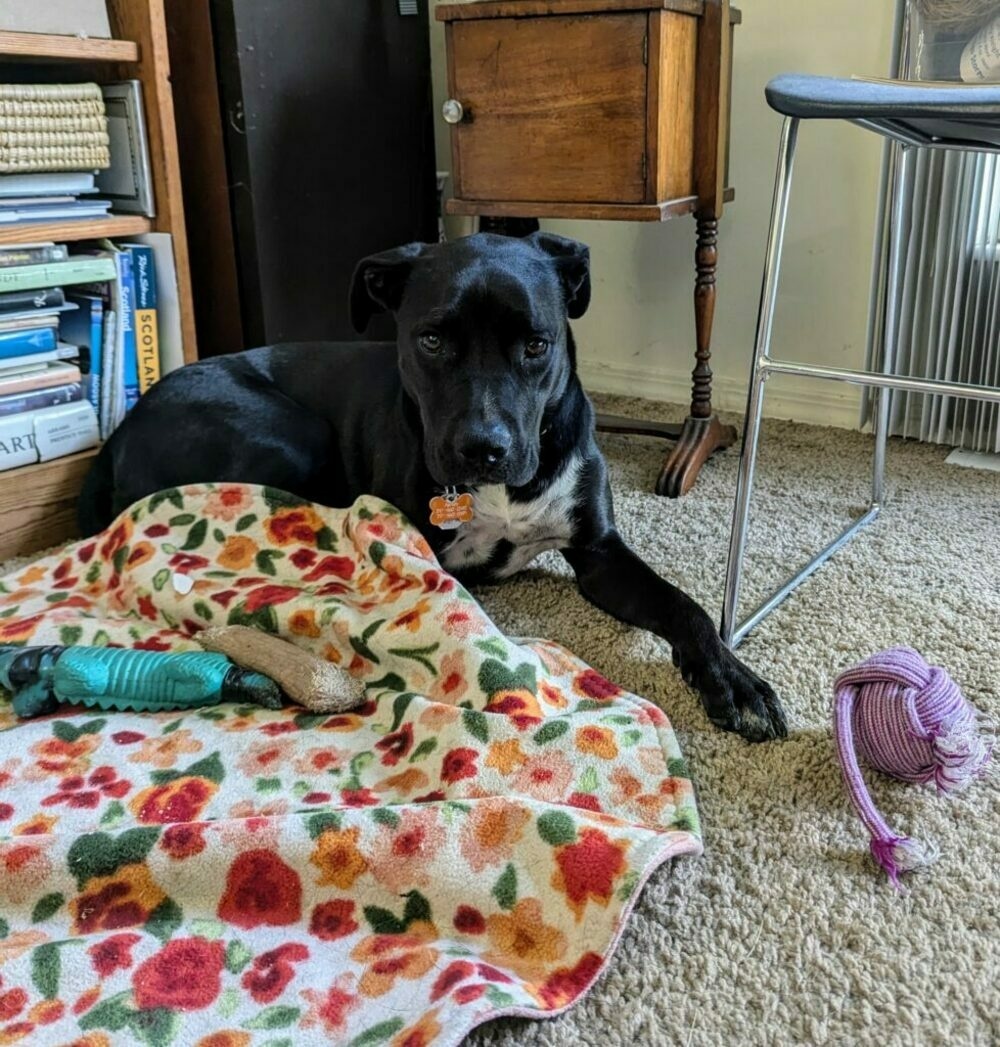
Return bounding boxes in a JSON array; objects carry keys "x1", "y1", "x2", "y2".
[{"x1": 442, "y1": 99, "x2": 465, "y2": 124}]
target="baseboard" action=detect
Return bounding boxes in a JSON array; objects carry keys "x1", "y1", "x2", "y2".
[{"x1": 577, "y1": 359, "x2": 863, "y2": 430}]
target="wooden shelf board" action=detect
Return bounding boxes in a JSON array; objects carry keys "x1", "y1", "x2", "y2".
[
  {"x1": 0, "y1": 447, "x2": 97, "y2": 562},
  {"x1": 0, "y1": 215, "x2": 151, "y2": 246},
  {"x1": 0, "y1": 30, "x2": 138, "y2": 62},
  {"x1": 446, "y1": 188, "x2": 735, "y2": 222}
]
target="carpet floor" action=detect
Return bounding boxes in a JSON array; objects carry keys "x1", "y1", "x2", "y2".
[
  {"x1": 2, "y1": 395, "x2": 997, "y2": 1046},
  {"x1": 465, "y1": 395, "x2": 999, "y2": 1047}
]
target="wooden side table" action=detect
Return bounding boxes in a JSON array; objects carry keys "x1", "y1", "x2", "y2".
[{"x1": 437, "y1": 0, "x2": 740, "y2": 496}]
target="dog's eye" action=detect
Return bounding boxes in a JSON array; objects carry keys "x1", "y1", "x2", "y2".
[
  {"x1": 418, "y1": 333, "x2": 442, "y2": 354},
  {"x1": 526, "y1": 338, "x2": 549, "y2": 358}
]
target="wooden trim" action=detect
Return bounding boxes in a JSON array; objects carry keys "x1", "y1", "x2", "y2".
[
  {"x1": 644, "y1": 12, "x2": 662, "y2": 204},
  {"x1": 438, "y1": 1, "x2": 703, "y2": 20},
  {"x1": 0, "y1": 30, "x2": 138, "y2": 62},
  {"x1": 0, "y1": 449, "x2": 97, "y2": 562},
  {"x1": 446, "y1": 190, "x2": 733, "y2": 222},
  {"x1": 0, "y1": 215, "x2": 150, "y2": 247},
  {"x1": 437, "y1": 1, "x2": 740, "y2": 20},
  {"x1": 107, "y1": 0, "x2": 197, "y2": 364},
  {"x1": 444, "y1": 21, "x2": 464, "y2": 199},
  {"x1": 652, "y1": 11, "x2": 697, "y2": 201},
  {"x1": 693, "y1": 0, "x2": 731, "y2": 215}
]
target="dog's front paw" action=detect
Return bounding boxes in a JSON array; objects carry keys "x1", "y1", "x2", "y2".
[{"x1": 673, "y1": 644, "x2": 787, "y2": 742}]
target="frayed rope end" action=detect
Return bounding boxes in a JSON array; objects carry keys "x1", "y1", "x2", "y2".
[{"x1": 870, "y1": 835, "x2": 937, "y2": 890}]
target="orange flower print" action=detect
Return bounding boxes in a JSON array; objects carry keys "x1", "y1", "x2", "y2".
[
  {"x1": 392, "y1": 1008, "x2": 443, "y2": 1047},
  {"x1": 217, "y1": 535, "x2": 258, "y2": 570},
  {"x1": 367, "y1": 807, "x2": 446, "y2": 892},
  {"x1": 1, "y1": 841, "x2": 53, "y2": 904},
  {"x1": 129, "y1": 776, "x2": 217, "y2": 824},
  {"x1": 572, "y1": 668, "x2": 622, "y2": 700},
  {"x1": 69, "y1": 862, "x2": 167, "y2": 934},
  {"x1": 12, "y1": 813, "x2": 57, "y2": 836},
  {"x1": 235, "y1": 738, "x2": 294, "y2": 777},
  {"x1": 374, "y1": 767, "x2": 429, "y2": 796},
  {"x1": 390, "y1": 597, "x2": 432, "y2": 633},
  {"x1": 310, "y1": 826, "x2": 368, "y2": 889},
  {"x1": 551, "y1": 827, "x2": 629, "y2": 920},
  {"x1": 485, "y1": 688, "x2": 542, "y2": 729},
  {"x1": 539, "y1": 681, "x2": 569, "y2": 708},
  {"x1": 484, "y1": 898, "x2": 568, "y2": 981},
  {"x1": 609, "y1": 766, "x2": 643, "y2": 804},
  {"x1": 204, "y1": 484, "x2": 255, "y2": 521},
  {"x1": 195, "y1": 1033, "x2": 252, "y2": 1047},
  {"x1": 575, "y1": 725, "x2": 619, "y2": 760},
  {"x1": 288, "y1": 609, "x2": 321, "y2": 638},
  {"x1": 265, "y1": 505, "x2": 325, "y2": 546},
  {"x1": 350, "y1": 929, "x2": 439, "y2": 998},
  {"x1": 16, "y1": 564, "x2": 47, "y2": 585},
  {"x1": 532, "y1": 951, "x2": 603, "y2": 1009},
  {"x1": 459, "y1": 799, "x2": 531, "y2": 873},
  {"x1": 125, "y1": 541, "x2": 156, "y2": 568},
  {"x1": 0, "y1": 612, "x2": 45, "y2": 644},
  {"x1": 128, "y1": 729, "x2": 203, "y2": 769},
  {"x1": 25, "y1": 733, "x2": 99, "y2": 780},
  {"x1": 428, "y1": 650, "x2": 468, "y2": 703},
  {"x1": 512, "y1": 752, "x2": 574, "y2": 802},
  {"x1": 418, "y1": 704, "x2": 460, "y2": 731},
  {"x1": 485, "y1": 739, "x2": 528, "y2": 775},
  {"x1": 0, "y1": 930, "x2": 46, "y2": 965},
  {"x1": 300, "y1": 974, "x2": 361, "y2": 1036}
]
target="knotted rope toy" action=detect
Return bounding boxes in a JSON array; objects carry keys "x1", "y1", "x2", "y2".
[{"x1": 833, "y1": 647, "x2": 994, "y2": 888}]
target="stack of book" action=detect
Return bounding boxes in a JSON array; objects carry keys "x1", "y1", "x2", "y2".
[
  {"x1": 0, "y1": 83, "x2": 113, "y2": 225},
  {"x1": 0, "y1": 237, "x2": 167, "y2": 473}
]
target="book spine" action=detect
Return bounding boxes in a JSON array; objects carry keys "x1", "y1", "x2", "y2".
[
  {"x1": 0, "y1": 259, "x2": 116, "y2": 293},
  {"x1": 0, "y1": 412, "x2": 39, "y2": 470},
  {"x1": 86, "y1": 299, "x2": 103, "y2": 416},
  {"x1": 118, "y1": 251, "x2": 139, "y2": 411},
  {"x1": 0, "y1": 326, "x2": 57, "y2": 359},
  {"x1": 127, "y1": 245, "x2": 159, "y2": 394},
  {"x1": 33, "y1": 401, "x2": 100, "y2": 464},
  {"x1": 0, "y1": 244, "x2": 68, "y2": 268},
  {"x1": 0, "y1": 363, "x2": 80, "y2": 396},
  {"x1": 0, "y1": 382, "x2": 82, "y2": 418},
  {"x1": 99, "y1": 308, "x2": 117, "y2": 440},
  {"x1": 0, "y1": 287, "x2": 65, "y2": 313}
]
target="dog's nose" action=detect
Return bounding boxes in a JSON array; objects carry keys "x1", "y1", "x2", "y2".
[{"x1": 458, "y1": 427, "x2": 511, "y2": 470}]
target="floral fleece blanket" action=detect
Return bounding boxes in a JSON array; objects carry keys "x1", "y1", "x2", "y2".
[{"x1": 0, "y1": 484, "x2": 701, "y2": 1047}]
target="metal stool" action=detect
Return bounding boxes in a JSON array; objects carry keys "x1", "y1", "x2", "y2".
[{"x1": 722, "y1": 74, "x2": 1000, "y2": 648}]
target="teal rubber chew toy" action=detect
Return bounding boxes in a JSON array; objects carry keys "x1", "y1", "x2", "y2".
[{"x1": 0, "y1": 644, "x2": 283, "y2": 719}]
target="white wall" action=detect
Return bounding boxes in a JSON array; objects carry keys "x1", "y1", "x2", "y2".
[{"x1": 428, "y1": 1, "x2": 895, "y2": 428}]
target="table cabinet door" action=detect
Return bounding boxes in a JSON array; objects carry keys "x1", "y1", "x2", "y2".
[{"x1": 448, "y1": 13, "x2": 648, "y2": 204}]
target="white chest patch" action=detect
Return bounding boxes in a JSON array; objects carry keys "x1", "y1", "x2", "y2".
[{"x1": 440, "y1": 456, "x2": 581, "y2": 578}]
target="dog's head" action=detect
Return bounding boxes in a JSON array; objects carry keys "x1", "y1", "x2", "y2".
[{"x1": 349, "y1": 231, "x2": 590, "y2": 488}]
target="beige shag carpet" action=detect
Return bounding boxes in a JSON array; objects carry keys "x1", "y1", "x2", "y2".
[
  {"x1": 466, "y1": 395, "x2": 999, "y2": 1047},
  {"x1": 2, "y1": 395, "x2": 997, "y2": 1045}
]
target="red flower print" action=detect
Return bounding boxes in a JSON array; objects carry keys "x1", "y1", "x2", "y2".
[
  {"x1": 302, "y1": 555, "x2": 354, "y2": 582},
  {"x1": 477, "y1": 963, "x2": 513, "y2": 984},
  {"x1": 243, "y1": 584, "x2": 302, "y2": 612},
  {"x1": 130, "y1": 776, "x2": 215, "y2": 824},
  {"x1": 73, "y1": 986, "x2": 101, "y2": 1015},
  {"x1": 42, "y1": 766, "x2": 131, "y2": 809},
  {"x1": 211, "y1": 589, "x2": 239, "y2": 608},
  {"x1": 0, "y1": 803, "x2": 12, "y2": 821},
  {"x1": 304, "y1": 791, "x2": 331, "y2": 804},
  {"x1": 112, "y1": 731, "x2": 145, "y2": 745},
  {"x1": 453, "y1": 906, "x2": 486, "y2": 935},
  {"x1": 144, "y1": 523, "x2": 169, "y2": 538},
  {"x1": 440, "y1": 747, "x2": 478, "y2": 784},
  {"x1": 259, "y1": 721, "x2": 298, "y2": 736},
  {"x1": 414, "y1": 790, "x2": 446, "y2": 804},
  {"x1": 78, "y1": 540, "x2": 97, "y2": 562},
  {"x1": 375, "y1": 724, "x2": 414, "y2": 766},
  {"x1": 316, "y1": 581, "x2": 349, "y2": 597},
  {"x1": 89, "y1": 932, "x2": 142, "y2": 977},
  {"x1": 133, "y1": 937, "x2": 225, "y2": 1011},
  {"x1": 100, "y1": 519, "x2": 131, "y2": 561},
  {"x1": 0, "y1": 612, "x2": 45, "y2": 643},
  {"x1": 0, "y1": 987, "x2": 27, "y2": 1021},
  {"x1": 340, "y1": 787, "x2": 379, "y2": 807},
  {"x1": 300, "y1": 976, "x2": 361, "y2": 1036},
  {"x1": 137, "y1": 594, "x2": 158, "y2": 621},
  {"x1": 422, "y1": 570, "x2": 454, "y2": 594},
  {"x1": 454, "y1": 983, "x2": 487, "y2": 1004},
  {"x1": 217, "y1": 849, "x2": 302, "y2": 929},
  {"x1": 552, "y1": 828, "x2": 629, "y2": 920},
  {"x1": 567, "y1": 791, "x2": 602, "y2": 813},
  {"x1": 133, "y1": 637, "x2": 172, "y2": 652},
  {"x1": 573, "y1": 668, "x2": 621, "y2": 700},
  {"x1": 161, "y1": 823, "x2": 207, "y2": 859},
  {"x1": 536, "y1": 951, "x2": 603, "y2": 1009},
  {"x1": 241, "y1": 943, "x2": 309, "y2": 1004},
  {"x1": 168, "y1": 552, "x2": 209, "y2": 571},
  {"x1": 430, "y1": 960, "x2": 475, "y2": 1001},
  {"x1": 265, "y1": 506, "x2": 325, "y2": 546},
  {"x1": 290, "y1": 547, "x2": 317, "y2": 569},
  {"x1": 310, "y1": 899, "x2": 358, "y2": 941}
]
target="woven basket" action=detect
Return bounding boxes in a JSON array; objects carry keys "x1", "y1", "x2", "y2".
[{"x1": 912, "y1": 0, "x2": 999, "y2": 32}]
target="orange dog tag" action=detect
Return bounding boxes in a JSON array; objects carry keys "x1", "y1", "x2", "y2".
[{"x1": 429, "y1": 490, "x2": 474, "y2": 530}]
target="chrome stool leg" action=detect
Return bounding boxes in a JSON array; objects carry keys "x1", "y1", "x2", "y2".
[{"x1": 720, "y1": 117, "x2": 799, "y2": 648}]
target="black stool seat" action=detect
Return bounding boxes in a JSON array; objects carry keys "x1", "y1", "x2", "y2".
[{"x1": 765, "y1": 73, "x2": 1000, "y2": 149}]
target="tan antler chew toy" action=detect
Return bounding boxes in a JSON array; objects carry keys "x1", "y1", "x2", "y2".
[{"x1": 196, "y1": 626, "x2": 367, "y2": 713}]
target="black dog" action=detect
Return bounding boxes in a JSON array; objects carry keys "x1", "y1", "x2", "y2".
[{"x1": 79, "y1": 232, "x2": 786, "y2": 741}]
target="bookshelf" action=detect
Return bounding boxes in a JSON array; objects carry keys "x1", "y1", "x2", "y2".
[{"x1": 0, "y1": 0, "x2": 196, "y2": 563}]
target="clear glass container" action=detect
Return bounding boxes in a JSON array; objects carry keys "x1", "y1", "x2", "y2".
[{"x1": 903, "y1": 0, "x2": 1000, "y2": 81}]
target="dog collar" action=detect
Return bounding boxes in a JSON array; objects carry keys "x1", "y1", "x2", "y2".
[{"x1": 429, "y1": 486, "x2": 474, "y2": 530}]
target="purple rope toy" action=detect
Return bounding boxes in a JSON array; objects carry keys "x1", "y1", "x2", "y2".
[{"x1": 833, "y1": 647, "x2": 994, "y2": 888}]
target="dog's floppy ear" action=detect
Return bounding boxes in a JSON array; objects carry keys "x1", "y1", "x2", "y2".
[
  {"x1": 528, "y1": 232, "x2": 591, "y2": 319},
  {"x1": 348, "y1": 242, "x2": 427, "y2": 333}
]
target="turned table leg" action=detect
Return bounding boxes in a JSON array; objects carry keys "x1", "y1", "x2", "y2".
[{"x1": 652, "y1": 211, "x2": 737, "y2": 497}]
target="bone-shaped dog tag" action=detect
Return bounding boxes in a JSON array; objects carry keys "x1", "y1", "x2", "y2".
[{"x1": 429, "y1": 490, "x2": 474, "y2": 530}]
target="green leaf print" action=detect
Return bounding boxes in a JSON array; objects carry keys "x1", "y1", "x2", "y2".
[
  {"x1": 190, "y1": 918, "x2": 225, "y2": 940},
  {"x1": 362, "y1": 906, "x2": 406, "y2": 935},
  {"x1": 372, "y1": 808, "x2": 400, "y2": 829},
  {"x1": 31, "y1": 893, "x2": 64, "y2": 923},
  {"x1": 478, "y1": 659, "x2": 537, "y2": 697},
  {"x1": 149, "y1": 489, "x2": 183, "y2": 513},
  {"x1": 349, "y1": 618, "x2": 385, "y2": 663},
  {"x1": 409, "y1": 737, "x2": 437, "y2": 762},
  {"x1": 667, "y1": 757, "x2": 689, "y2": 778},
  {"x1": 256, "y1": 777, "x2": 282, "y2": 793},
  {"x1": 146, "y1": 897, "x2": 183, "y2": 942},
  {"x1": 217, "y1": 987, "x2": 240, "y2": 1018},
  {"x1": 492, "y1": 863, "x2": 518, "y2": 911},
  {"x1": 390, "y1": 692, "x2": 416, "y2": 732},
  {"x1": 537, "y1": 811, "x2": 577, "y2": 847},
  {"x1": 307, "y1": 812, "x2": 341, "y2": 839},
  {"x1": 192, "y1": 599, "x2": 214, "y2": 621},
  {"x1": 0, "y1": 918, "x2": 8, "y2": 938},
  {"x1": 366, "y1": 671, "x2": 406, "y2": 693},
  {"x1": 225, "y1": 939, "x2": 254, "y2": 974},
  {"x1": 579, "y1": 766, "x2": 599, "y2": 793},
  {"x1": 255, "y1": 549, "x2": 285, "y2": 577},
  {"x1": 129, "y1": 1006, "x2": 180, "y2": 1047},
  {"x1": 99, "y1": 801, "x2": 125, "y2": 828},
  {"x1": 31, "y1": 942, "x2": 60, "y2": 998},
  {"x1": 369, "y1": 540, "x2": 387, "y2": 566},
  {"x1": 213, "y1": 527, "x2": 226, "y2": 544},
  {"x1": 315, "y1": 525, "x2": 337, "y2": 551},
  {"x1": 180, "y1": 519, "x2": 209, "y2": 551},
  {"x1": 403, "y1": 890, "x2": 431, "y2": 925},
  {"x1": 235, "y1": 513, "x2": 257, "y2": 532},
  {"x1": 263, "y1": 487, "x2": 309, "y2": 513},
  {"x1": 387, "y1": 643, "x2": 439, "y2": 675},
  {"x1": 86, "y1": 561, "x2": 102, "y2": 584},
  {"x1": 168, "y1": 513, "x2": 195, "y2": 526},
  {"x1": 617, "y1": 869, "x2": 640, "y2": 902},
  {"x1": 348, "y1": 1019, "x2": 406, "y2": 1047},
  {"x1": 533, "y1": 720, "x2": 569, "y2": 745},
  {"x1": 66, "y1": 828, "x2": 161, "y2": 889},
  {"x1": 59, "y1": 625, "x2": 83, "y2": 646},
  {"x1": 463, "y1": 708, "x2": 489, "y2": 744},
  {"x1": 79, "y1": 990, "x2": 133, "y2": 1032},
  {"x1": 474, "y1": 637, "x2": 510, "y2": 661},
  {"x1": 152, "y1": 568, "x2": 170, "y2": 592}
]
